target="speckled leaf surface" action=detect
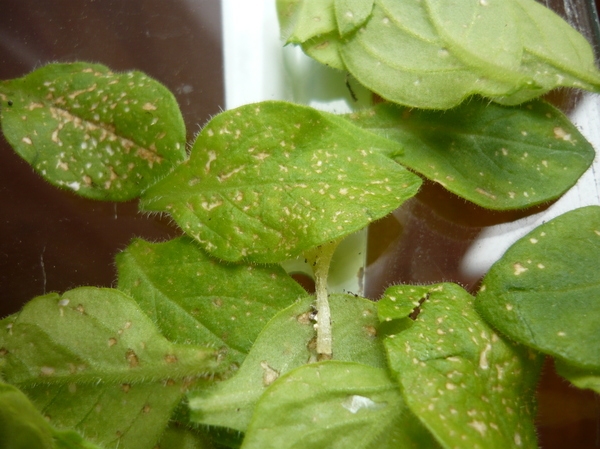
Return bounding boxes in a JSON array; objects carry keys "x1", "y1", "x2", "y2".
[
  {"x1": 0, "y1": 287, "x2": 221, "y2": 449},
  {"x1": 116, "y1": 237, "x2": 306, "y2": 368},
  {"x1": 381, "y1": 283, "x2": 542, "y2": 449},
  {"x1": 345, "y1": 99, "x2": 594, "y2": 209},
  {"x1": 188, "y1": 294, "x2": 386, "y2": 433},
  {"x1": 0, "y1": 62, "x2": 186, "y2": 200},
  {"x1": 241, "y1": 361, "x2": 441, "y2": 449},
  {"x1": 476, "y1": 206, "x2": 600, "y2": 370},
  {"x1": 140, "y1": 101, "x2": 420, "y2": 263},
  {"x1": 279, "y1": 0, "x2": 600, "y2": 108}
]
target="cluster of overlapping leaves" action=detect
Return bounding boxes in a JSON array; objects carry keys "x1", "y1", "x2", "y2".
[{"x1": 0, "y1": 1, "x2": 599, "y2": 448}]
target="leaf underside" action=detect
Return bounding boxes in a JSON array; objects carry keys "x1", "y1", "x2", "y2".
[{"x1": 277, "y1": 0, "x2": 600, "y2": 109}]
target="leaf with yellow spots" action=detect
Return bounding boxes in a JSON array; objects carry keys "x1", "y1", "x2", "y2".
[
  {"x1": 241, "y1": 361, "x2": 441, "y2": 449},
  {"x1": 345, "y1": 98, "x2": 594, "y2": 210},
  {"x1": 381, "y1": 283, "x2": 542, "y2": 449},
  {"x1": 140, "y1": 101, "x2": 421, "y2": 263},
  {"x1": 476, "y1": 206, "x2": 600, "y2": 371},
  {"x1": 0, "y1": 287, "x2": 222, "y2": 449},
  {"x1": 188, "y1": 294, "x2": 387, "y2": 433},
  {"x1": 278, "y1": 0, "x2": 600, "y2": 108},
  {"x1": 0, "y1": 62, "x2": 186, "y2": 201},
  {"x1": 116, "y1": 237, "x2": 307, "y2": 368}
]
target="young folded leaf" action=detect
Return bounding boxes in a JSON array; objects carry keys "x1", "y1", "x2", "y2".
[
  {"x1": 278, "y1": 0, "x2": 600, "y2": 108},
  {"x1": 116, "y1": 237, "x2": 306, "y2": 367},
  {"x1": 476, "y1": 206, "x2": 600, "y2": 371},
  {"x1": 241, "y1": 361, "x2": 441, "y2": 449},
  {"x1": 140, "y1": 101, "x2": 420, "y2": 263},
  {"x1": 0, "y1": 62, "x2": 186, "y2": 200},
  {"x1": 0, "y1": 287, "x2": 221, "y2": 449},
  {"x1": 345, "y1": 99, "x2": 594, "y2": 209},
  {"x1": 381, "y1": 283, "x2": 542, "y2": 449}
]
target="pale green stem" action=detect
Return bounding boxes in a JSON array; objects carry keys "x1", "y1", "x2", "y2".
[{"x1": 304, "y1": 239, "x2": 340, "y2": 360}]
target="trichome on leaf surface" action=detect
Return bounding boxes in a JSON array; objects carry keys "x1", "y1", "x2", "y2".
[{"x1": 1, "y1": 0, "x2": 599, "y2": 448}]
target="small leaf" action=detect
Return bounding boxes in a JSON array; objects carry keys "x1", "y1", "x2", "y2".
[
  {"x1": 0, "y1": 62, "x2": 186, "y2": 200},
  {"x1": 241, "y1": 361, "x2": 440, "y2": 449},
  {"x1": 277, "y1": 0, "x2": 337, "y2": 44},
  {"x1": 382, "y1": 283, "x2": 542, "y2": 449},
  {"x1": 188, "y1": 294, "x2": 387, "y2": 432},
  {"x1": 555, "y1": 360, "x2": 600, "y2": 395},
  {"x1": 345, "y1": 99, "x2": 594, "y2": 209},
  {"x1": 334, "y1": 0, "x2": 374, "y2": 36},
  {"x1": 0, "y1": 287, "x2": 220, "y2": 449},
  {"x1": 116, "y1": 237, "x2": 306, "y2": 367},
  {"x1": 140, "y1": 101, "x2": 421, "y2": 263},
  {"x1": 476, "y1": 206, "x2": 600, "y2": 370}
]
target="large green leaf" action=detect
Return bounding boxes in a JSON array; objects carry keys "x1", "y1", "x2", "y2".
[
  {"x1": 116, "y1": 237, "x2": 306, "y2": 368},
  {"x1": 140, "y1": 101, "x2": 420, "y2": 263},
  {"x1": 278, "y1": 0, "x2": 600, "y2": 108},
  {"x1": 476, "y1": 206, "x2": 600, "y2": 370},
  {"x1": 0, "y1": 62, "x2": 186, "y2": 200},
  {"x1": 345, "y1": 99, "x2": 594, "y2": 209},
  {"x1": 188, "y1": 294, "x2": 387, "y2": 433},
  {"x1": 241, "y1": 361, "x2": 440, "y2": 449},
  {"x1": 382, "y1": 283, "x2": 542, "y2": 449},
  {"x1": 0, "y1": 287, "x2": 220, "y2": 449}
]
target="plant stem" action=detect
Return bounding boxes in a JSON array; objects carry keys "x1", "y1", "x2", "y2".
[{"x1": 304, "y1": 239, "x2": 340, "y2": 360}]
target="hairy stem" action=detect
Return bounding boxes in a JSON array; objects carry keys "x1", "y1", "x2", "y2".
[{"x1": 304, "y1": 239, "x2": 340, "y2": 360}]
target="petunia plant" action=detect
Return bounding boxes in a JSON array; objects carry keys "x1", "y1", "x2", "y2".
[{"x1": 0, "y1": 0, "x2": 599, "y2": 448}]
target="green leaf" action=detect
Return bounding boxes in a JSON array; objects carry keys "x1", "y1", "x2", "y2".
[
  {"x1": 277, "y1": 0, "x2": 337, "y2": 44},
  {"x1": 0, "y1": 287, "x2": 221, "y2": 449},
  {"x1": 0, "y1": 381, "x2": 54, "y2": 449},
  {"x1": 505, "y1": 0, "x2": 600, "y2": 94},
  {"x1": 0, "y1": 62, "x2": 186, "y2": 200},
  {"x1": 382, "y1": 283, "x2": 542, "y2": 449},
  {"x1": 476, "y1": 206, "x2": 600, "y2": 370},
  {"x1": 116, "y1": 237, "x2": 306, "y2": 367},
  {"x1": 0, "y1": 381, "x2": 103, "y2": 449},
  {"x1": 334, "y1": 0, "x2": 374, "y2": 36},
  {"x1": 188, "y1": 294, "x2": 387, "y2": 433},
  {"x1": 241, "y1": 361, "x2": 441, "y2": 449},
  {"x1": 283, "y1": 0, "x2": 600, "y2": 108},
  {"x1": 155, "y1": 426, "x2": 214, "y2": 449},
  {"x1": 555, "y1": 360, "x2": 600, "y2": 395},
  {"x1": 140, "y1": 101, "x2": 421, "y2": 263},
  {"x1": 345, "y1": 99, "x2": 594, "y2": 209}
]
